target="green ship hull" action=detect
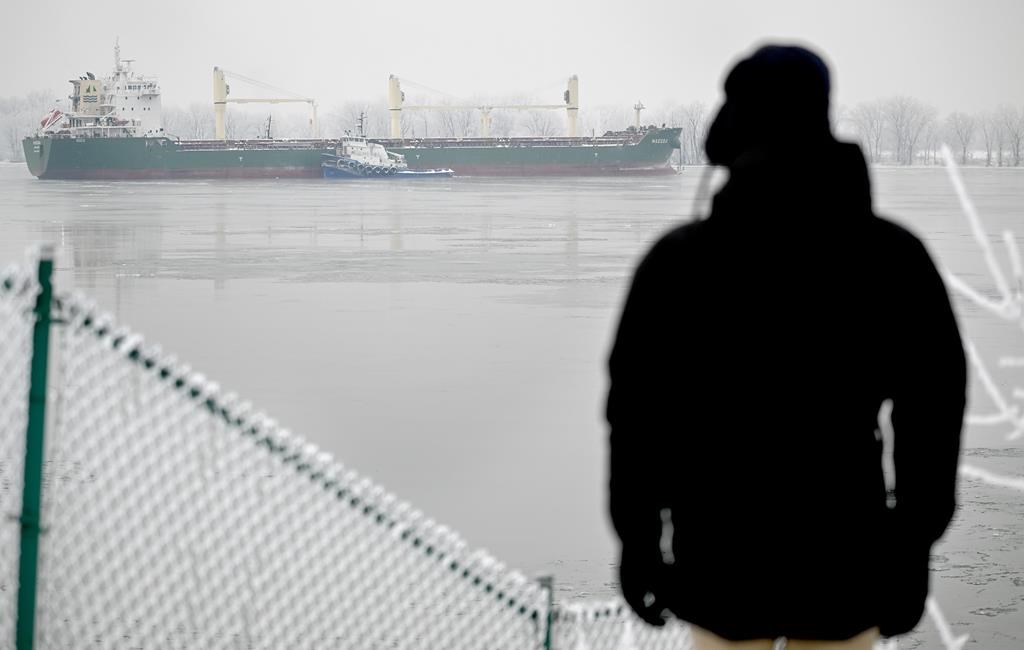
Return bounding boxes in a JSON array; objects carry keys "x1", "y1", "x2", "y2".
[{"x1": 23, "y1": 128, "x2": 681, "y2": 179}]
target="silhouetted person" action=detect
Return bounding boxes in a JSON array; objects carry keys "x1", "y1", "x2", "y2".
[{"x1": 607, "y1": 44, "x2": 966, "y2": 648}]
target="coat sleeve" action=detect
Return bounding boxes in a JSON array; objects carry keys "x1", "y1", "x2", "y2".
[
  {"x1": 606, "y1": 240, "x2": 674, "y2": 549},
  {"x1": 890, "y1": 235, "x2": 967, "y2": 548}
]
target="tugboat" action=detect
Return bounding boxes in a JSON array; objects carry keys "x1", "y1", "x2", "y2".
[{"x1": 321, "y1": 135, "x2": 454, "y2": 179}]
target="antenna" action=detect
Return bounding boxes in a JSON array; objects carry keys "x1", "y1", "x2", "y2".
[{"x1": 114, "y1": 38, "x2": 121, "y2": 72}]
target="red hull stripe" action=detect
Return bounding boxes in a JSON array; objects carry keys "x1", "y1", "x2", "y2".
[{"x1": 39, "y1": 167, "x2": 322, "y2": 180}]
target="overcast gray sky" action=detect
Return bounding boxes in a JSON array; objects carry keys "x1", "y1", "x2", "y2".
[{"x1": 3, "y1": 0, "x2": 1023, "y2": 115}]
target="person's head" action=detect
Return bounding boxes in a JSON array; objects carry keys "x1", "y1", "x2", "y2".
[{"x1": 705, "y1": 44, "x2": 833, "y2": 167}]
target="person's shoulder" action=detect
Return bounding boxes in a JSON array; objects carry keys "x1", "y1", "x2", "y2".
[
  {"x1": 630, "y1": 221, "x2": 706, "y2": 278},
  {"x1": 870, "y1": 213, "x2": 920, "y2": 243},
  {"x1": 645, "y1": 220, "x2": 707, "y2": 262},
  {"x1": 868, "y1": 214, "x2": 933, "y2": 259}
]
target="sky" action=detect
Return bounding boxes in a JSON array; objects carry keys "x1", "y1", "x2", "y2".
[{"x1": 3, "y1": 0, "x2": 1023, "y2": 117}]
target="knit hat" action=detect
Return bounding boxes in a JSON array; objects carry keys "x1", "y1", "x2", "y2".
[{"x1": 705, "y1": 44, "x2": 833, "y2": 166}]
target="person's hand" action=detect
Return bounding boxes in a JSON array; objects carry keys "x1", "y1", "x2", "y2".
[{"x1": 619, "y1": 544, "x2": 670, "y2": 626}]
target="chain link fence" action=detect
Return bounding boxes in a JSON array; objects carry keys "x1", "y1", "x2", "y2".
[
  {"x1": 1, "y1": 251, "x2": 687, "y2": 649},
  {"x1": 0, "y1": 264, "x2": 36, "y2": 648}
]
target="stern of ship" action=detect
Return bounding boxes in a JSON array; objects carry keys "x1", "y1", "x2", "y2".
[{"x1": 22, "y1": 137, "x2": 50, "y2": 178}]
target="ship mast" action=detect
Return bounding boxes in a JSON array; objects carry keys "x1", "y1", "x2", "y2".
[{"x1": 633, "y1": 101, "x2": 645, "y2": 129}]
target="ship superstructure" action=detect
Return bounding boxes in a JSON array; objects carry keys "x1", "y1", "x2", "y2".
[{"x1": 48, "y1": 42, "x2": 165, "y2": 139}]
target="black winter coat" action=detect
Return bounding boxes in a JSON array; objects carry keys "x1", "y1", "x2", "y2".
[{"x1": 607, "y1": 141, "x2": 966, "y2": 640}]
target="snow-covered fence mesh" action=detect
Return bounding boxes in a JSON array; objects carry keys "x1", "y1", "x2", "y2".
[
  {"x1": 28, "y1": 288, "x2": 552, "y2": 650},
  {"x1": 0, "y1": 148, "x2": 1019, "y2": 649},
  {"x1": 15, "y1": 275, "x2": 687, "y2": 650},
  {"x1": 0, "y1": 264, "x2": 36, "y2": 648},
  {"x1": 0, "y1": 256, "x2": 687, "y2": 650}
]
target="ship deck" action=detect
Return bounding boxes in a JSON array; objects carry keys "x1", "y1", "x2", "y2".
[{"x1": 165, "y1": 130, "x2": 664, "y2": 151}]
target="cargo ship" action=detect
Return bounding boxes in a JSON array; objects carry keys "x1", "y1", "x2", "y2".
[{"x1": 23, "y1": 49, "x2": 682, "y2": 179}]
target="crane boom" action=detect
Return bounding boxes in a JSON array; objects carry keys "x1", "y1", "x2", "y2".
[
  {"x1": 387, "y1": 75, "x2": 579, "y2": 138},
  {"x1": 227, "y1": 98, "x2": 316, "y2": 104},
  {"x1": 213, "y1": 67, "x2": 319, "y2": 140},
  {"x1": 401, "y1": 104, "x2": 565, "y2": 111}
]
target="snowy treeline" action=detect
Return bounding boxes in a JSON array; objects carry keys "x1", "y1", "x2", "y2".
[
  {"x1": 2, "y1": 89, "x2": 1022, "y2": 168},
  {"x1": 837, "y1": 98, "x2": 1024, "y2": 167},
  {"x1": 0, "y1": 91, "x2": 58, "y2": 162}
]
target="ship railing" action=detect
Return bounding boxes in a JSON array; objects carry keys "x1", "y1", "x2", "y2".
[
  {"x1": 164, "y1": 132, "x2": 670, "y2": 151},
  {"x1": 173, "y1": 139, "x2": 342, "y2": 151},
  {"x1": 372, "y1": 135, "x2": 642, "y2": 148}
]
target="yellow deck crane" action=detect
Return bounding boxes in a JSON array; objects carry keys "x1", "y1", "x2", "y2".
[
  {"x1": 386, "y1": 75, "x2": 579, "y2": 138},
  {"x1": 213, "y1": 67, "x2": 318, "y2": 140}
]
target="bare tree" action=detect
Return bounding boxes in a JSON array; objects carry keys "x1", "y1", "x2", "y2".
[
  {"x1": 161, "y1": 105, "x2": 189, "y2": 139},
  {"x1": 850, "y1": 100, "x2": 886, "y2": 163},
  {"x1": 187, "y1": 102, "x2": 213, "y2": 139},
  {"x1": 489, "y1": 110, "x2": 516, "y2": 138},
  {"x1": 679, "y1": 101, "x2": 709, "y2": 164},
  {"x1": 2, "y1": 101, "x2": 29, "y2": 161},
  {"x1": 644, "y1": 101, "x2": 677, "y2": 129},
  {"x1": 223, "y1": 110, "x2": 238, "y2": 140},
  {"x1": 0, "y1": 90, "x2": 59, "y2": 160},
  {"x1": 995, "y1": 112, "x2": 1007, "y2": 166},
  {"x1": 978, "y1": 112, "x2": 1001, "y2": 167},
  {"x1": 5, "y1": 123, "x2": 24, "y2": 162},
  {"x1": 946, "y1": 112, "x2": 976, "y2": 164},
  {"x1": 364, "y1": 107, "x2": 390, "y2": 138},
  {"x1": 521, "y1": 109, "x2": 559, "y2": 137},
  {"x1": 586, "y1": 105, "x2": 628, "y2": 136},
  {"x1": 918, "y1": 119, "x2": 941, "y2": 165},
  {"x1": 832, "y1": 104, "x2": 856, "y2": 142},
  {"x1": 340, "y1": 102, "x2": 372, "y2": 136},
  {"x1": 436, "y1": 109, "x2": 457, "y2": 138},
  {"x1": 883, "y1": 96, "x2": 935, "y2": 165},
  {"x1": 997, "y1": 105, "x2": 1024, "y2": 166},
  {"x1": 883, "y1": 97, "x2": 911, "y2": 164},
  {"x1": 907, "y1": 103, "x2": 937, "y2": 165},
  {"x1": 413, "y1": 110, "x2": 433, "y2": 138},
  {"x1": 436, "y1": 102, "x2": 476, "y2": 138}
]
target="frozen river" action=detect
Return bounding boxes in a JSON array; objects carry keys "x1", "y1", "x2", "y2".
[{"x1": 1, "y1": 161, "x2": 1022, "y2": 647}]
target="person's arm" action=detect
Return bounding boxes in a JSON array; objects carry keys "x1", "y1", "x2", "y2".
[
  {"x1": 890, "y1": 236, "x2": 967, "y2": 548},
  {"x1": 607, "y1": 240, "x2": 675, "y2": 625}
]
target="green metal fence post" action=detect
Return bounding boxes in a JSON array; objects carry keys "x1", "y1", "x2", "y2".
[
  {"x1": 16, "y1": 244, "x2": 55, "y2": 650},
  {"x1": 538, "y1": 575, "x2": 554, "y2": 650}
]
